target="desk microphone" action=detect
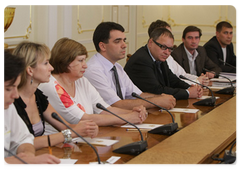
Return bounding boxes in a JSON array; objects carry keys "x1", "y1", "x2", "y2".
[
  {"x1": 131, "y1": 92, "x2": 178, "y2": 135},
  {"x1": 203, "y1": 68, "x2": 235, "y2": 95},
  {"x1": 51, "y1": 112, "x2": 101, "y2": 164},
  {"x1": 96, "y1": 103, "x2": 147, "y2": 155},
  {"x1": 218, "y1": 58, "x2": 236, "y2": 69},
  {"x1": 4, "y1": 148, "x2": 28, "y2": 164},
  {"x1": 179, "y1": 75, "x2": 216, "y2": 106}
]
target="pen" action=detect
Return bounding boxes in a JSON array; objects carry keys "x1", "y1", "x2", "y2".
[
  {"x1": 48, "y1": 135, "x2": 52, "y2": 155},
  {"x1": 126, "y1": 129, "x2": 149, "y2": 131}
]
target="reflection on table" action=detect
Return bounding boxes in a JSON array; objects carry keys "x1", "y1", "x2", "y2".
[{"x1": 36, "y1": 90, "x2": 235, "y2": 164}]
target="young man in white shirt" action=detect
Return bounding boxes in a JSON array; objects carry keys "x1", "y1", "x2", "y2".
[
  {"x1": 171, "y1": 26, "x2": 221, "y2": 79},
  {"x1": 84, "y1": 22, "x2": 176, "y2": 110}
]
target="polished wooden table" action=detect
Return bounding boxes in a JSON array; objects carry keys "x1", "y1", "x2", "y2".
[{"x1": 36, "y1": 92, "x2": 236, "y2": 164}]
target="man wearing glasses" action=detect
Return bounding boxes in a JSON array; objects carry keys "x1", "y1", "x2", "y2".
[
  {"x1": 125, "y1": 28, "x2": 203, "y2": 100},
  {"x1": 171, "y1": 26, "x2": 221, "y2": 78},
  {"x1": 85, "y1": 22, "x2": 176, "y2": 110}
]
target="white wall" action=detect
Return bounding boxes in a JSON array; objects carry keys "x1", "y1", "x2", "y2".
[{"x1": 4, "y1": 5, "x2": 236, "y2": 67}]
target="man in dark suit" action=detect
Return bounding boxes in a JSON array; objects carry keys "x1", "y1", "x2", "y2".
[
  {"x1": 124, "y1": 28, "x2": 203, "y2": 100},
  {"x1": 204, "y1": 21, "x2": 236, "y2": 73},
  {"x1": 171, "y1": 26, "x2": 221, "y2": 79}
]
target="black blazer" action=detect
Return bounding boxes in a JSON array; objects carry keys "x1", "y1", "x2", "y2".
[
  {"x1": 204, "y1": 36, "x2": 236, "y2": 73},
  {"x1": 124, "y1": 45, "x2": 190, "y2": 100},
  {"x1": 171, "y1": 43, "x2": 221, "y2": 77}
]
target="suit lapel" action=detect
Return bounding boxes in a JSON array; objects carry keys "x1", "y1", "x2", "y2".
[{"x1": 181, "y1": 45, "x2": 191, "y2": 73}]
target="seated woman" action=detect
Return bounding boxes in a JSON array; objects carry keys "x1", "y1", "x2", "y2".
[
  {"x1": 12, "y1": 41, "x2": 99, "y2": 150},
  {"x1": 39, "y1": 38, "x2": 147, "y2": 135},
  {"x1": 4, "y1": 50, "x2": 60, "y2": 164}
]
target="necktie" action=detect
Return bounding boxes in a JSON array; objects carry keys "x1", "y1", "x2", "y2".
[
  {"x1": 111, "y1": 66, "x2": 123, "y2": 100},
  {"x1": 155, "y1": 61, "x2": 162, "y2": 74},
  {"x1": 155, "y1": 61, "x2": 165, "y2": 85}
]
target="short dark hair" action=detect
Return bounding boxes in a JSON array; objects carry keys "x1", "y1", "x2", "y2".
[
  {"x1": 182, "y1": 26, "x2": 202, "y2": 39},
  {"x1": 150, "y1": 27, "x2": 174, "y2": 41},
  {"x1": 148, "y1": 20, "x2": 171, "y2": 37},
  {"x1": 216, "y1": 21, "x2": 233, "y2": 32},
  {"x1": 93, "y1": 22, "x2": 125, "y2": 52},
  {"x1": 4, "y1": 50, "x2": 25, "y2": 85}
]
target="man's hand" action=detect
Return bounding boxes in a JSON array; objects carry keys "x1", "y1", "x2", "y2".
[
  {"x1": 188, "y1": 84, "x2": 203, "y2": 98},
  {"x1": 132, "y1": 105, "x2": 148, "y2": 121}
]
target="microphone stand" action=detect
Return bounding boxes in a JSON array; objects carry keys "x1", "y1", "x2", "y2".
[
  {"x1": 132, "y1": 92, "x2": 178, "y2": 135},
  {"x1": 203, "y1": 68, "x2": 235, "y2": 95},
  {"x1": 4, "y1": 148, "x2": 28, "y2": 164},
  {"x1": 179, "y1": 75, "x2": 216, "y2": 106},
  {"x1": 219, "y1": 58, "x2": 236, "y2": 69},
  {"x1": 96, "y1": 103, "x2": 148, "y2": 155},
  {"x1": 51, "y1": 112, "x2": 101, "y2": 164}
]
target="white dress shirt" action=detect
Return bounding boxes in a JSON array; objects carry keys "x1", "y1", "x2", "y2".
[
  {"x1": 84, "y1": 53, "x2": 142, "y2": 105},
  {"x1": 166, "y1": 55, "x2": 199, "y2": 85}
]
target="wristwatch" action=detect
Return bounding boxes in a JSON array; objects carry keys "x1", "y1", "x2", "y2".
[{"x1": 61, "y1": 129, "x2": 72, "y2": 143}]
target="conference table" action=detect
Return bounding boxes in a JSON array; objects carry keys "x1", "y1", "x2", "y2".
[{"x1": 36, "y1": 90, "x2": 236, "y2": 164}]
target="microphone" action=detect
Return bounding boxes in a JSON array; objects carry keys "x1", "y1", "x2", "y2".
[
  {"x1": 51, "y1": 112, "x2": 101, "y2": 164},
  {"x1": 203, "y1": 68, "x2": 235, "y2": 95},
  {"x1": 96, "y1": 103, "x2": 147, "y2": 155},
  {"x1": 132, "y1": 92, "x2": 178, "y2": 135},
  {"x1": 179, "y1": 75, "x2": 216, "y2": 106},
  {"x1": 4, "y1": 148, "x2": 28, "y2": 164},
  {"x1": 218, "y1": 58, "x2": 236, "y2": 69}
]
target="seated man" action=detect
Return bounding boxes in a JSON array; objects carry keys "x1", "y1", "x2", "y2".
[
  {"x1": 148, "y1": 20, "x2": 209, "y2": 85},
  {"x1": 171, "y1": 26, "x2": 221, "y2": 78},
  {"x1": 4, "y1": 51, "x2": 60, "y2": 164},
  {"x1": 84, "y1": 21, "x2": 176, "y2": 110},
  {"x1": 204, "y1": 21, "x2": 236, "y2": 73},
  {"x1": 124, "y1": 28, "x2": 203, "y2": 100}
]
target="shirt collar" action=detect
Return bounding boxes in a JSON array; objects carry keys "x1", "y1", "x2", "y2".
[
  {"x1": 183, "y1": 45, "x2": 198, "y2": 60},
  {"x1": 147, "y1": 45, "x2": 157, "y2": 62},
  {"x1": 96, "y1": 52, "x2": 115, "y2": 72}
]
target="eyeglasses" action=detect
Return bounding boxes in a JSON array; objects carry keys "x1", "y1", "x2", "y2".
[{"x1": 153, "y1": 39, "x2": 174, "y2": 53}]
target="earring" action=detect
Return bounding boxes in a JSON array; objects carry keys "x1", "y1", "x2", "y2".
[{"x1": 30, "y1": 78, "x2": 33, "y2": 84}]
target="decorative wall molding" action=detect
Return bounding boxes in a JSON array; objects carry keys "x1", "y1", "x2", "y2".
[
  {"x1": 77, "y1": 5, "x2": 104, "y2": 34},
  {"x1": 4, "y1": 5, "x2": 32, "y2": 48},
  {"x1": 141, "y1": 6, "x2": 236, "y2": 29}
]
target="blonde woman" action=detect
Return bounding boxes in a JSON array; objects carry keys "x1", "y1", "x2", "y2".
[{"x1": 13, "y1": 41, "x2": 99, "y2": 150}]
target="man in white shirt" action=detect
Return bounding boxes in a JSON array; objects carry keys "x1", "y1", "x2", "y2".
[
  {"x1": 171, "y1": 26, "x2": 221, "y2": 79},
  {"x1": 4, "y1": 51, "x2": 60, "y2": 164},
  {"x1": 148, "y1": 20, "x2": 209, "y2": 85},
  {"x1": 84, "y1": 22, "x2": 176, "y2": 110}
]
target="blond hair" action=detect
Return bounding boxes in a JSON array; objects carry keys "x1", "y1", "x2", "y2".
[{"x1": 12, "y1": 41, "x2": 50, "y2": 89}]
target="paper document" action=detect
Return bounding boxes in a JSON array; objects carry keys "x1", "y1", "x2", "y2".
[
  {"x1": 210, "y1": 86, "x2": 231, "y2": 90},
  {"x1": 60, "y1": 159, "x2": 78, "y2": 164},
  {"x1": 121, "y1": 123, "x2": 163, "y2": 129},
  {"x1": 72, "y1": 137, "x2": 119, "y2": 146},
  {"x1": 197, "y1": 96, "x2": 219, "y2": 99},
  {"x1": 169, "y1": 108, "x2": 199, "y2": 113},
  {"x1": 210, "y1": 78, "x2": 236, "y2": 82}
]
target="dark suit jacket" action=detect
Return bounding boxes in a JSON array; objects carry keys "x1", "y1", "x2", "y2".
[
  {"x1": 171, "y1": 43, "x2": 221, "y2": 77},
  {"x1": 124, "y1": 45, "x2": 190, "y2": 100},
  {"x1": 204, "y1": 36, "x2": 236, "y2": 73}
]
